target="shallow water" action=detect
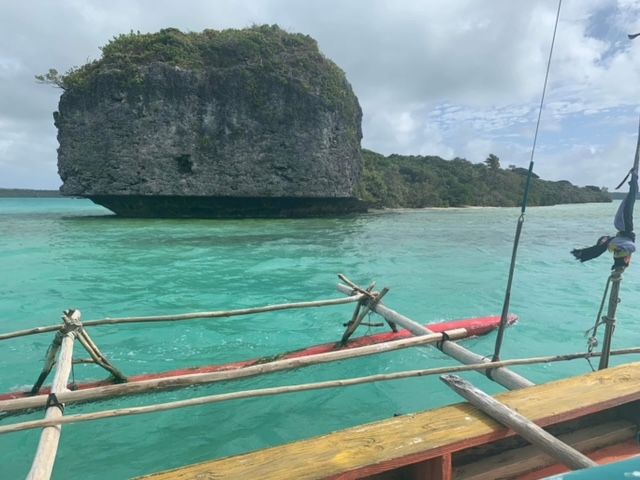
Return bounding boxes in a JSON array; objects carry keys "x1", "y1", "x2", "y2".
[{"x1": 1, "y1": 198, "x2": 639, "y2": 479}]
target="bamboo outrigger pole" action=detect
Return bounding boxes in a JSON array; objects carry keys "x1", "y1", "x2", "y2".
[
  {"x1": 336, "y1": 278, "x2": 534, "y2": 390},
  {"x1": 0, "y1": 329, "x2": 468, "y2": 414},
  {"x1": 0, "y1": 295, "x2": 365, "y2": 342},
  {"x1": 5, "y1": 353, "x2": 640, "y2": 438},
  {"x1": 26, "y1": 310, "x2": 81, "y2": 480},
  {"x1": 3, "y1": 348, "x2": 639, "y2": 418},
  {"x1": 3, "y1": 350, "x2": 640, "y2": 433}
]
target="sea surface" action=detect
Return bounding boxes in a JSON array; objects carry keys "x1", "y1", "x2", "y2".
[{"x1": 1, "y1": 198, "x2": 639, "y2": 479}]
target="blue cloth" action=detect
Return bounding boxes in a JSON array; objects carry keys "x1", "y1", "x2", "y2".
[
  {"x1": 609, "y1": 236, "x2": 637, "y2": 254},
  {"x1": 614, "y1": 169, "x2": 638, "y2": 236},
  {"x1": 571, "y1": 169, "x2": 637, "y2": 268}
]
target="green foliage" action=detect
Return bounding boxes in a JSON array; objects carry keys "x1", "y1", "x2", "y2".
[
  {"x1": 356, "y1": 150, "x2": 611, "y2": 208},
  {"x1": 34, "y1": 68, "x2": 66, "y2": 89},
  {"x1": 484, "y1": 153, "x2": 500, "y2": 171},
  {"x1": 34, "y1": 25, "x2": 356, "y2": 117}
]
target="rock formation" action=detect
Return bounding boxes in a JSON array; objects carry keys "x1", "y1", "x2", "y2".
[{"x1": 54, "y1": 26, "x2": 366, "y2": 217}]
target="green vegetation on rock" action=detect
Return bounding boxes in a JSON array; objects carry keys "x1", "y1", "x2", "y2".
[
  {"x1": 354, "y1": 150, "x2": 611, "y2": 208},
  {"x1": 36, "y1": 25, "x2": 357, "y2": 116}
]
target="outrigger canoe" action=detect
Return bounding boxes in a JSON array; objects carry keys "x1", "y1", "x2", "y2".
[{"x1": 0, "y1": 314, "x2": 515, "y2": 403}]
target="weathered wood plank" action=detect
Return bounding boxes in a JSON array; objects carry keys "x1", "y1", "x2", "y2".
[
  {"x1": 440, "y1": 374, "x2": 597, "y2": 470},
  {"x1": 136, "y1": 362, "x2": 640, "y2": 480}
]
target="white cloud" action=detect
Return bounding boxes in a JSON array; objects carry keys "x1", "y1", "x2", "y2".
[{"x1": 2, "y1": 0, "x2": 640, "y2": 189}]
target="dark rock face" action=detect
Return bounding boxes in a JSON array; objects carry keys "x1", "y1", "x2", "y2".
[
  {"x1": 88, "y1": 195, "x2": 368, "y2": 218},
  {"x1": 55, "y1": 29, "x2": 364, "y2": 218}
]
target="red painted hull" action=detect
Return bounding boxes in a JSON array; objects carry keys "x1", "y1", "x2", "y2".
[{"x1": 0, "y1": 315, "x2": 515, "y2": 402}]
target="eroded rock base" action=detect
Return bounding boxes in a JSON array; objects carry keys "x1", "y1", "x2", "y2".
[{"x1": 87, "y1": 195, "x2": 369, "y2": 218}]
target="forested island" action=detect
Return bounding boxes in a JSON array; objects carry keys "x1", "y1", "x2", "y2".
[{"x1": 34, "y1": 26, "x2": 610, "y2": 215}]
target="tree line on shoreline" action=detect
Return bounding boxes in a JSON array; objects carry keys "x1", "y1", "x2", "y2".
[
  {"x1": 0, "y1": 189, "x2": 62, "y2": 198},
  {"x1": 354, "y1": 150, "x2": 611, "y2": 208}
]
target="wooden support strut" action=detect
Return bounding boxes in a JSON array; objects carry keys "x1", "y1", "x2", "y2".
[
  {"x1": 26, "y1": 310, "x2": 81, "y2": 480},
  {"x1": 340, "y1": 288, "x2": 390, "y2": 345},
  {"x1": 62, "y1": 311, "x2": 127, "y2": 383},
  {"x1": 339, "y1": 275, "x2": 396, "y2": 332},
  {"x1": 336, "y1": 278, "x2": 534, "y2": 391},
  {"x1": 30, "y1": 319, "x2": 82, "y2": 395},
  {"x1": 440, "y1": 374, "x2": 598, "y2": 471}
]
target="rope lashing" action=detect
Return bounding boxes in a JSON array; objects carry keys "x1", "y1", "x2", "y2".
[
  {"x1": 436, "y1": 331, "x2": 451, "y2": 351},
  {"x1": 45, "y1": 393, "x2": 64, "y2": 414}
]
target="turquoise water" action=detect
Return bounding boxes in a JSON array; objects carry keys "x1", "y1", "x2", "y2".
[{"x1": 1, "y1": 198, "x2": 639, "y2": 479}]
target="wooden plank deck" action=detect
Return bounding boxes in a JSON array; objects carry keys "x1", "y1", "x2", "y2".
[{"x1": 137, "y1": 362, "x2": 640, "y2": 480}]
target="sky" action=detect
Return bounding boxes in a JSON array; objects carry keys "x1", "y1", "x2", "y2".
[{"x1": 3, "y1": 0, "x2": 640, "y2": 190}]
